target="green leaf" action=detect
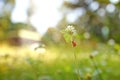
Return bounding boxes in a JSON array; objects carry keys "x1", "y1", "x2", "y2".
[{"x1": 63, "y1": 33, "x2": 72, "y2": 43}]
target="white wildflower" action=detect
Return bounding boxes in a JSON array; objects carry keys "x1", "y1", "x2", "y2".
[{"x1": 65, "y1": 25, "x2": 77, "y2": 35}]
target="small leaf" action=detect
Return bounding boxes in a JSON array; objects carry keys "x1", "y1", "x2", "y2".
[{"x1": 63, "y1": 33, "x2": 72, "y2": 43}]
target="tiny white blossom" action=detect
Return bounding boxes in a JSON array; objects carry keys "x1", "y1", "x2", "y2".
[{"x1": 65, "y1": 25, "x2": 77, "y2": 35}]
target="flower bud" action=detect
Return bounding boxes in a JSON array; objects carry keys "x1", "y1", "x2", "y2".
[{"x1": 72, "y1": 40, "x2": 77, "y2": 47}]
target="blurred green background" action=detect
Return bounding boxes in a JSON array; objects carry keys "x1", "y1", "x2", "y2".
[{"x1": 0, "y1": 0, "x2": 120, "y2": 80}]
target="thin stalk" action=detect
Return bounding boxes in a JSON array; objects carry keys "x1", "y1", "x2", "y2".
[
  {"x1": 91, "y1": 59, "x2": 104, "y2": 80},
  {"x1": 73, "y1": 48, "x2": 82, "y2": 80}
]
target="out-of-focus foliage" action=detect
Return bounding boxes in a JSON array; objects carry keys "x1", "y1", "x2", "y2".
[
  {"x1": 0, "y1": 0, "x2": 120, "y2": 44},
  {"x1": 0, "y1": 0, "x2": 15, "y2": 39},
  {"x1": 42, "y1": 27, "x2": 65, "y2": 45},
  {"x1": 0, "y1": 0, "x2": 36, "y2": 41},
  {"x1": 0, "y1": 17, "x2": 10, "y2": 39},
  {"x1": 56, "y1": 0, "x2": 120, "y2": 43},
  {"x1": 0, "y1": 0, "x2": 120, "y2": 80}
]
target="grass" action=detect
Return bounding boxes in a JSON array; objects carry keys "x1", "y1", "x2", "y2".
[{"x1": 0, "y1": 41, "x2": 120, "y2": 80}]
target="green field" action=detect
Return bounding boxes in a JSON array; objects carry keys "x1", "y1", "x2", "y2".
[{"x1": 0, "y1": 41, "x2": 120, "y2": 80}]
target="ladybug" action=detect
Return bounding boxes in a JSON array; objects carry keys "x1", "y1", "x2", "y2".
[{"x1": 72, "y1": 40, "x2": 77, "y2": 47}]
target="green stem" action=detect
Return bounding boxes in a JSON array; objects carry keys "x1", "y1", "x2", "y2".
[
  {"x1": 73, "y1": 48, "x2": 82, "y2": 80},
  {"x1": 91, "y1": 59, "x2": 104, "y2": 80}
]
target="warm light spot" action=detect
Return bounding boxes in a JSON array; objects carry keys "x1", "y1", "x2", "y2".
[
  {"x1": 18, "y1": 29, "x2": 41, "y2": 41},
  {"x1": 11, "y1": 0, "x2": 64, "y2": 35}
]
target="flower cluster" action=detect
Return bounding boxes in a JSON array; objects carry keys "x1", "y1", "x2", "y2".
[
  {"x1": 65, "y1": 25, "x2": 77, "y2": 36},
  {"x1": 61, "y1": 25, "x2": 78, "y2": 47}
]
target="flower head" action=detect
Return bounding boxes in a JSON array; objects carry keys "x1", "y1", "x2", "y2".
[{"x1": 65, "y1": 25, "x2": 77, "y2": 35}]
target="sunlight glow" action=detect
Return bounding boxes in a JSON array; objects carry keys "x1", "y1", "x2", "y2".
[
  {"x1": 11, "y1": 0, "x2": 29, "y2": 23},
  {"x1": 18, "y1": 29, "x2": 41, "y2": 41},
  {"x1": 30, "y1": 0, "x2": 63, "y2": 35},
  {"x1": 11, "y1": 0, "x2": 63, "y2": 35},
  {"x1": 66, "y1": 8, "x2": 86, "y2": 23}
]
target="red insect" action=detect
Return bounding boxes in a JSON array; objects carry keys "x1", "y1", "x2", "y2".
[{"x1": 72, "y1": 40, "x2": 77, "y2": 47}]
